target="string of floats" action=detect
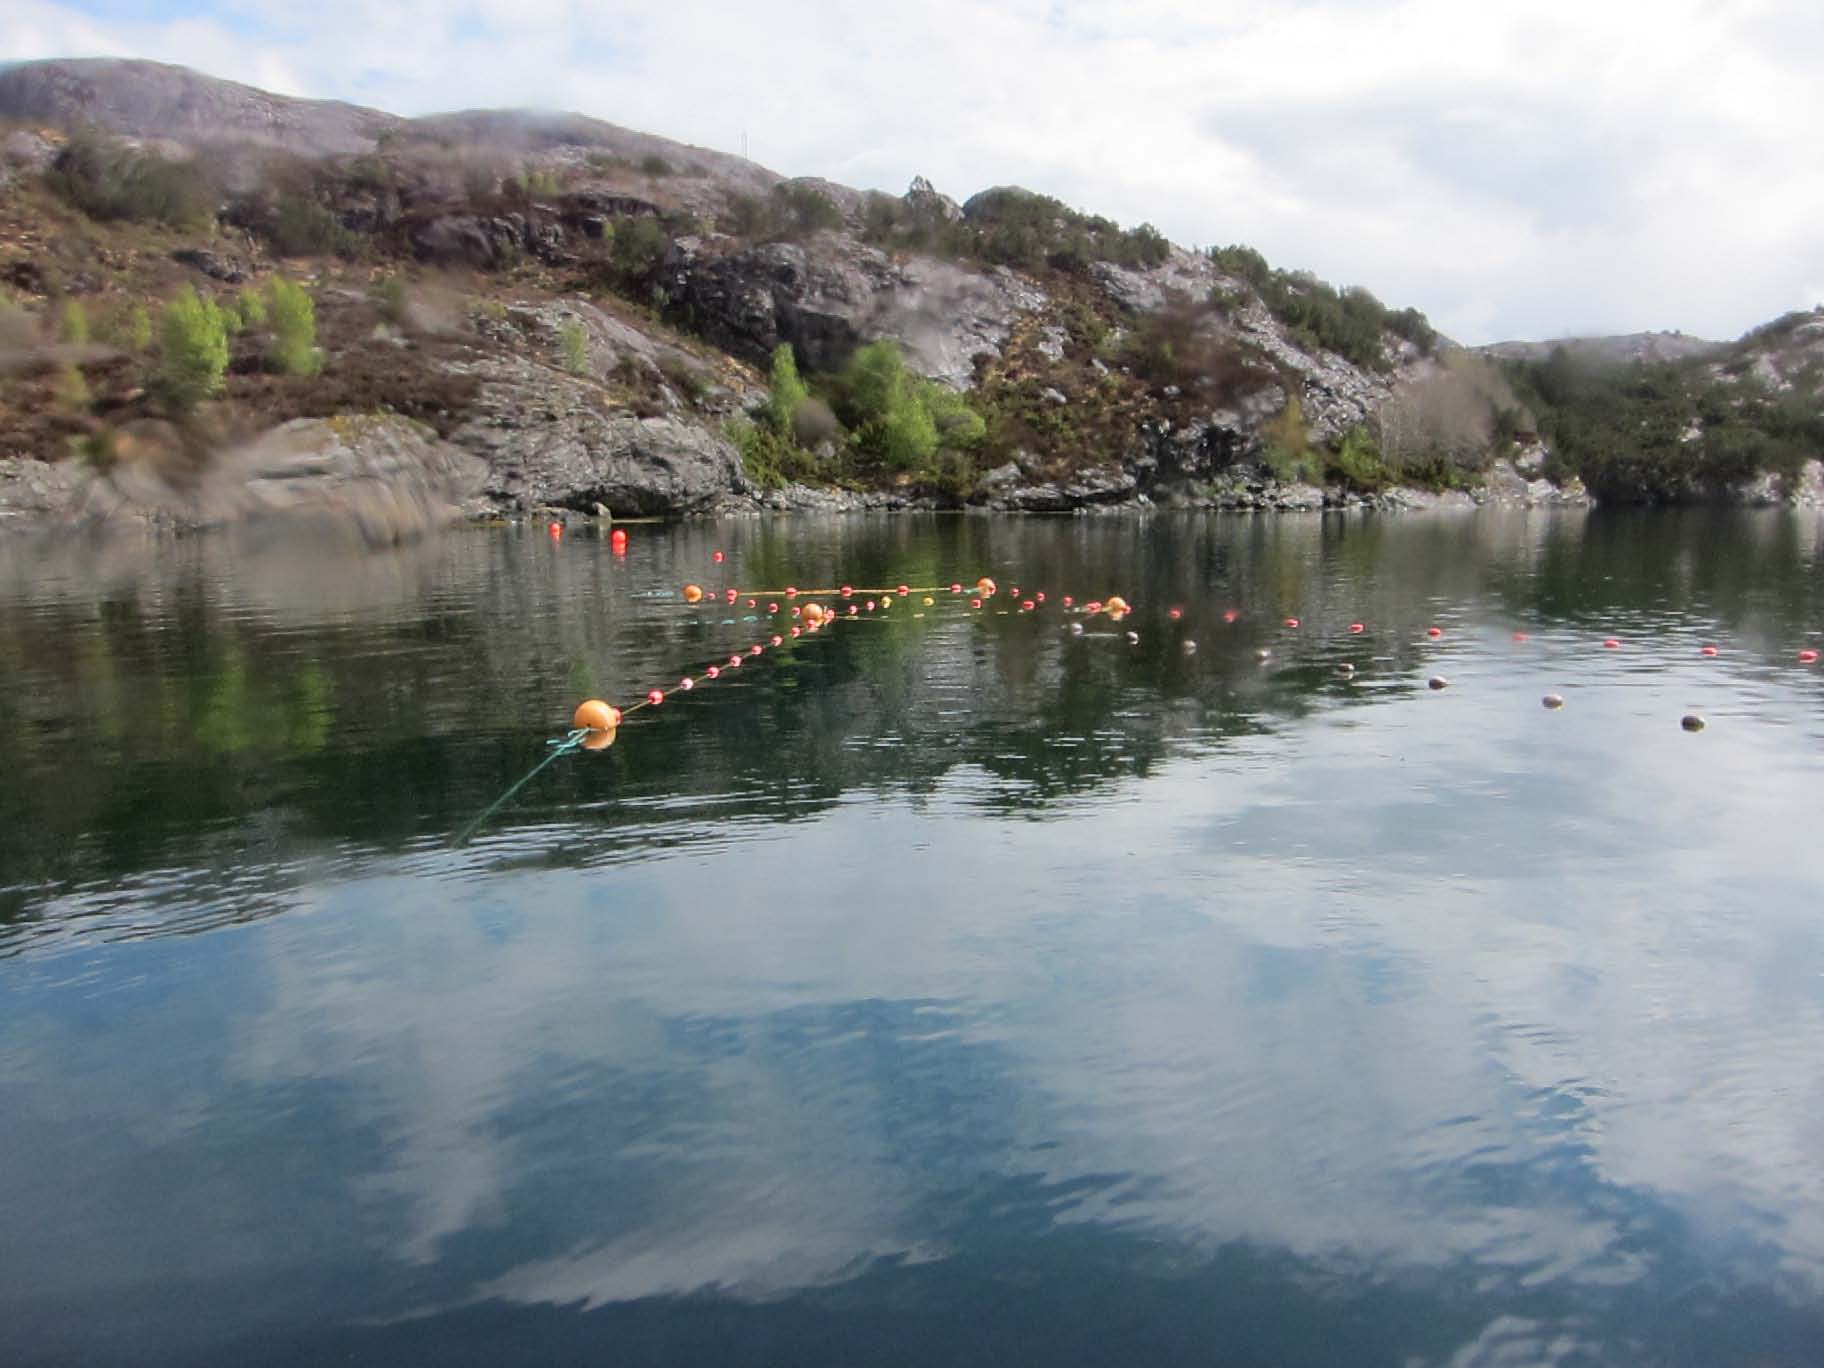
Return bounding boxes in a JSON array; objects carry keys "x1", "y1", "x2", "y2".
[{"x1": 452, "y1": 539, "x2": 1821, "y2": 845}]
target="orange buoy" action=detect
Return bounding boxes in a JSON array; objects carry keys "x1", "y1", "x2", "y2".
[
  {"x1": 977, "y1": 577, "x2": 997, "y2": 596},
  {"x1": 1106, "y1": 596, "x2": 1130, "y2": 614},
  {"x1": 683, "y1": 583, "x2": 705, "y2": 604},
  {"x1": 581, "y1": 726, "x2": 618, "y2": 751},
  {"x1": 574, "y1": 699, "x2": 622, "y2": 731},
  {"x1": 610, "y1": 527, "x2": 627, "y2": 545},
  {"x1": 803, "y1": 603, "x2": 825, "y2": 624}
]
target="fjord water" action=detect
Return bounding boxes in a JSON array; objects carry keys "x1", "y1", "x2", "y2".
[{"x1": 3, "y1": 511, "x2": 1823, "y2": 1367}]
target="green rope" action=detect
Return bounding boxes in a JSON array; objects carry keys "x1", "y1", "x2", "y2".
[{"x1": 451, "y1": 728, "x2": 592, "y2": 848}]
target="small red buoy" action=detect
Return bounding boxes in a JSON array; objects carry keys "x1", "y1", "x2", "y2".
[
  {"x1": 610, "y1": 527, "x2": 626, "y2": 543},
  {"x1": 1168, "y1": 607, "x2": 1183, "y2": 621},
  {"x1": 1427, "y1": 627, "x2": 1443, "y2": 639},
  {"x1": 548, "y1": 521, "x2": 562, "y2": 538},
  {"x1": 1801, "y1": 649, "x2": 1821, "y2": 664},
  {"x1": 841, "y1": 585, "x2": 854, "y2": 597},
  {"x1": 1701, "y1": 645, "x2": 1719, "y2": 657},
  {"x1": 898, "y1": 584, "x2": 911, "y2": 595},
  {"x1": 1036, "y1": 592, "x2": 1046, "y2": 603},
  {"x1": 646, "y1": 689, "x2": 664, "y2": 705},
  {"x1": 1022, "y1": 599, "x2": 1035, "y2": 611},
  {"x1": 1284, "y1": 617, "x2": 1299, "y2": 629},
  {"x1": 750, "y1": 644, "x2": 763, "y2": 655},
  {"x1": 771, "y1": 635, "x2": 783, "y2": 646},
  {"x1": 712, "y1": 551, "x2": 724, "y2": 562},
  {"x1": 785, "y1": 586, "x2": 798, "y2": 598},
  {"x1": 747, "y1": 598, "x2": 757, "y2": 608},
  {"x1": 1222, "y1": 609, "x2": 1239, "y2": 624},
  {"x1": 725, "y1": 589, "x2": 738, "y2": 603},
  {"x1": 951, "y1": 583, "x2": 963, "y2": 594},
  {"x1": 1602, "y1": 639, "x2": 1620, "y2": 650},
  {"x1": 767, "y1": 602, "x2": 778, "y2": 613},
  {"x1": 847, "y1": 605, "x2": 858, "y2": 615},
  {"x1": 706, "y1": 666, "x2": 720, "y2": 679},
  {"x1": 1062, "y1": 595, "x2": 1074, "y2": 608},
  {"x1": 680, "y1": 677, "x2": 694, "y2": 690},
  {"x1": 790, "y1": 627, "x2": 801, "y2": 637},
  {"x1": 729, "y1": 655, "x2": 743, "y2": 667},
  {"x1": 1349, "y1": 622, "x2": 1364, "y2": 634},
  {"x1": 866, "y1": 599, "x2": 876, "y2": 611},
  {"x1": 1513, "y1": 631, "x2": 1530, "y2": 643},
  {"x1": 970, "y1": 597, "x2": 983, "y2": 609}
]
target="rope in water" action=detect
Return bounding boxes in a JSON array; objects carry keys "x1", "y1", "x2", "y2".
[{"x1": 451, "y1": 728, "x2": 591, "y2": 848}]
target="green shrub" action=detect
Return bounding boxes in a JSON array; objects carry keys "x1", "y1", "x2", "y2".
[
  {"x1": 237, "y1": 286, "x2": 267, "y2": 327},
  {"x1": 1260, "y1": 393, "x2": 1320, "y2": 481},
  {"x1": 269, "y1": 195, "x2": 356, "y2": 257},
  {"x1": 611, "y1": 216, "x2": 670, "y2": 281},
  {"x1": 47, "y1": 133, "x2": 214, "y2": 228},
  {"x1": 153, "y1": 286, "x2": 230, "y2": 411},
  {"x1": 836, "y1": 339, "x2": 983, "y2": 471},
  {"x1": 265, "y1": 278, "x2": 321, "y2": 376},
  {"x1": 1326, "y1": 425, "x2": 1392, "y2": 491},
  {"x1": 59, "y1": 301, "x2": 90, "y2": 344},
  {"x1": 640, "y1": 154, "x2": 673, "y2": 176},
  {"x1": 54, "y1": 363, "x2": 91, "y2": 412},
  {"x1": 766, "y1": 343, "x2": 809, "y2": 433},
  {"x1": 371, "y1": 276, "x2": 407, "y2": 325},
  {"x1": 127, "y1": 304, "x2": 153, "y2": 352},
  {"x1": 558, "y1": 317, "x2": 588, "y2": 375},
  {"x1": 728, "y1": 416, "x2": 816, "y2": 488}
]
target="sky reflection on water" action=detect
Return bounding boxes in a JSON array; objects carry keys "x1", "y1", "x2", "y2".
[{"x1": 2, "y1": 510, "x2": 1823, "y2": 1366}]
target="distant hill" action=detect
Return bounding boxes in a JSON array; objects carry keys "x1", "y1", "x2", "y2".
[
  {"x1": 1478, "y1": 332, "x2": 1722, "y2": 366},
  {"x1": 0, "y1": 57, "x2": 400, "y2": 156}
]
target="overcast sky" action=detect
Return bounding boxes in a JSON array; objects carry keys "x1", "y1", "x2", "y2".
[{"x1": 6, "y1": 0, "x2": 1821, "y2": 344}]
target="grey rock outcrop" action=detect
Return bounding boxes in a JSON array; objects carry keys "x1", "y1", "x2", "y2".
[
  {"x1": 664, "y1": 236, "x2": 1045, "y2": 388},
  {"x1": 1, "y1": 416, "x2": 485, "y2": 542},
  {"x1": 442, "y1": 344, "x2": 748, "y2": 516}
]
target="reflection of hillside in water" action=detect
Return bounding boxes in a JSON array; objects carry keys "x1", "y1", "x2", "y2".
[{"x1": 2, "y1": 509, "x2": 1820, "y2": 948}]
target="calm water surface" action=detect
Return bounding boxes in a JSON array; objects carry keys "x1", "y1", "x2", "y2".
[{"x1": 3, "y1": 511, "x2": 1824, "y2": 1366}]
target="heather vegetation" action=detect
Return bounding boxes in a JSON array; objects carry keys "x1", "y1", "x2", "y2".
[
  {"x1": 861, "y1": 185, "x2": 1170, "y2": 274},
  {"x1": 1503, "y1": 349, "x2": 1823, "y2": 503},
  {"x1": 1209, "y1": 244, "x2": 1437, "y2": 371}
]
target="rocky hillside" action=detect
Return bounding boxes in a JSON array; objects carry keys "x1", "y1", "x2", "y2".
[{"x1": 0, "y1": 58, "x2": 1815, "y2": 531}]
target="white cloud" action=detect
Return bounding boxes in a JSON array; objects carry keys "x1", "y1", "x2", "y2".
[{"x1": 4, "y1": 0, "x2": 1821, "y2": 342}]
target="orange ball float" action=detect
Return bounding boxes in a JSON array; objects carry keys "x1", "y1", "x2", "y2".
[
  {"x1": 581, "y1": 726, "x2": 618, "y2": 751},
  {"x1": 683, "y1": 583, "x2": 705, "y2": 603},
  {"x1": 977, "y1": 577, "x2": 997, "y2": 596},
  {"x1": 1106, "y1": 596, "x2": 1130, "y2": 615},
  {"x1": 573, "y1": 699, "x2": 622, "y2": 731}
]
